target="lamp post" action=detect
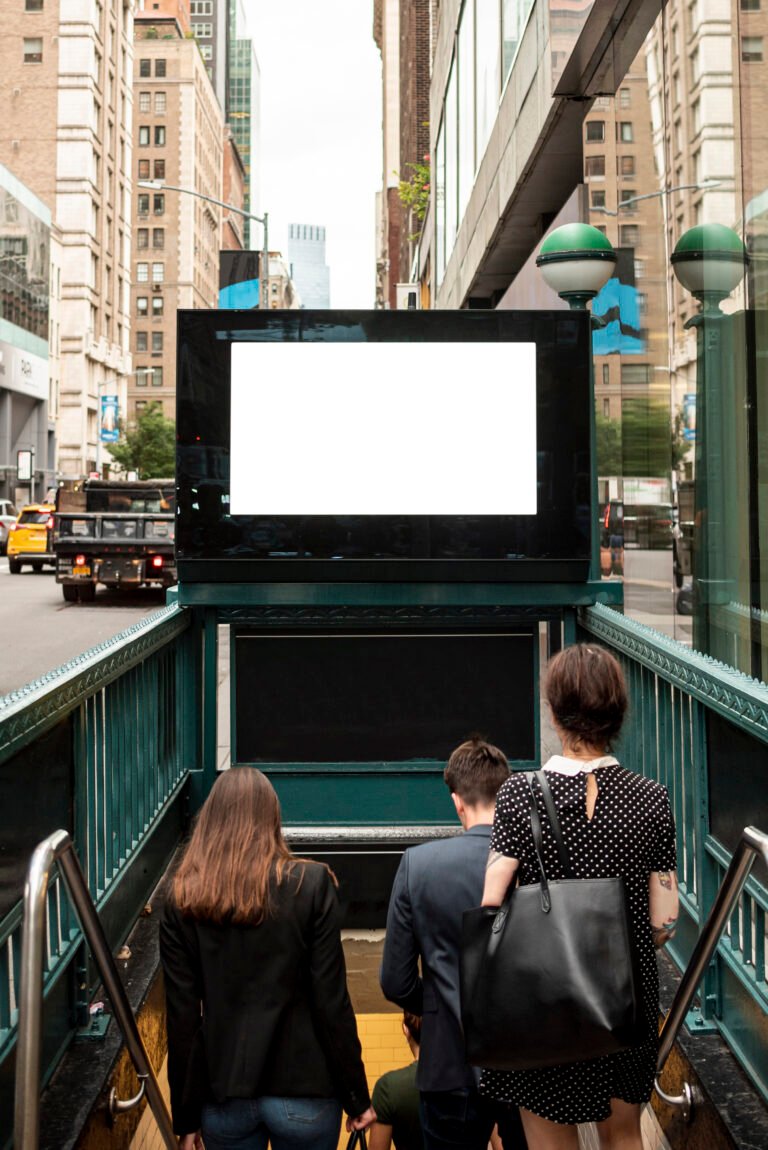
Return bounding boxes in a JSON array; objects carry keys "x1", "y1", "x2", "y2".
[
  {"x1": 136, "y1": 180, "x2": 270, "y2": 308},
  {"x1": 536, "y1": 223, "x2": 618, "y2": 580},
  {"x1": 670, "y1": 223, "x2": 749, "y2": 659}
]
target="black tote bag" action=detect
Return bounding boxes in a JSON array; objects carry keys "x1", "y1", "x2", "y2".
[{"x1": 460, "y1": 770, "x2": 646, "y2": 1071}]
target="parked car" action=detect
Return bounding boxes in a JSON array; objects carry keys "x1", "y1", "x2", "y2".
[
  {"x1": 0, "y1": 499, "x2": 18, "y2": 554},
  {"x1": 7, "y1": 503, "x2": 56, "y2": 573},
  {"x1": 622, "y1": 503, "x2": 674, "y2": 550}
]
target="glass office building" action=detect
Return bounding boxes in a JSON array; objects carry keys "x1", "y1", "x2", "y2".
[{"x1": 426, "y1": 0, "x2": 768, "y2": 681}]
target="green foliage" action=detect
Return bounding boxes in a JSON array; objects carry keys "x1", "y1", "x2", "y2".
[
  {"x1": 109, "y1": 402, "x2": 176, "y2": 480},
  {"x1": 595, "y1": 412, "x2": 622, "y2": 476},
  {"x1": 596, "y1": 399, "x2": 688, "y2": 479},
  {"x1": 397, "y1": 155, "x2": 431, "y2": 226}
]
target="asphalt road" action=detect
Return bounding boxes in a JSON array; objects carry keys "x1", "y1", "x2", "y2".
[{"x1": 0, "y1": 556, "x2": 167, "y2": 697}]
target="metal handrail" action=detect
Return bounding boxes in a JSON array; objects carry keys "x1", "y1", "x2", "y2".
[
  {"x1": 14, "y1": 830, "x2": 177, "y2": 1150},
  {"x1": 654, "y1": 824, "x2": 768, "y2": 1121}
]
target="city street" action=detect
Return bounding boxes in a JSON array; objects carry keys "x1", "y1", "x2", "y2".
[
  {"x1": 0, "y1": 556, "x2": 166, "y2": 696},
  {"x1": 621, "y1": 547, "x2": 692, "y2": 645}
]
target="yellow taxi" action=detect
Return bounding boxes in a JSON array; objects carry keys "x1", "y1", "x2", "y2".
[{"x1": 7, "y1": 503, "x2": 56, "y2": 574}]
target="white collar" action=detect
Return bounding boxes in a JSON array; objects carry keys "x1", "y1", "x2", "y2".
[{"x1": 544, "y1": 754, "x2": 618, "y2": 776}]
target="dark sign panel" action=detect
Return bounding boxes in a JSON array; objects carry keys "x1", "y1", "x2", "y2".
[{"x1": 176, "y1": 309, "x2": 591, "y2": 582}]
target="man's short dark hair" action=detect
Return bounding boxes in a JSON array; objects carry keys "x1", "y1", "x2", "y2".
[{"x1": 443, "y1": 738, "x2": 510, "y2": 806}]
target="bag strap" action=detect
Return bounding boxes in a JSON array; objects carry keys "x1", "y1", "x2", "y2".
[
  {"x1": 524, "y1": 772, "x2": 551, "y2": 912},
  {"x1": 533, "y1": 769, "x2": 574, "y2": 878},
  {"x1": 346, "y1": 1131, "x2": 368, "y2": 1150}
]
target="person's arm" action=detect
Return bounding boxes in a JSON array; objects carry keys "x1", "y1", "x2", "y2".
[
  {"x1": 306, "y1": 866, "x2": 372, "y2": 1122},
  {"x1": 379, "y1": 851, "x2": 423, "y2": 1014},
  {"x1": 158, "y1": 903, "x2": 204, "y2": 1137},
  {"x1": 649, "y1": 869, "x2": 679, "y2": 948},
  {"x1": 367, "y1": 1121, "x2": 394, "y2": 1150},
  {"x1": 482, "y1": 851, "x2": 518, "y2": 906}
]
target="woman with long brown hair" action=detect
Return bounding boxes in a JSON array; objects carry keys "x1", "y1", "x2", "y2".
[{"x1": 160, "y1": 767, "x2": 375, "y2": 1150}]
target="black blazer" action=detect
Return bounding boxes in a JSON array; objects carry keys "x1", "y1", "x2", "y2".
[
  {"x1": 380, "y1": 826, "x2": 491, "y2": 1093},
  {"x1": 160, "y1": 861, "x2": 370, "y2": 1134}
]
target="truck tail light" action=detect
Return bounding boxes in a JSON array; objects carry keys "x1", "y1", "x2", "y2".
[
  {"x1": 47, "y1": 516, "x2": 55, "y2": 530},
  {"x1": 75, "y1": 553, "x2": 86, "y2": 566},
  {"x1": 150, "y1": 555, "x2": 164, "y2": 569}
]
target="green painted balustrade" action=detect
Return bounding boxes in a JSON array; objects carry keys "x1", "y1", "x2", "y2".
[
  {"x1": 580, "y1": 602, "x2": 768, "y2": 1106},
  {"x1": 0, "y1": 604, "x2": 203, "y2": 1136}
]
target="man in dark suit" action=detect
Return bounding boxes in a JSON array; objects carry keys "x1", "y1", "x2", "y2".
[{"x1": 380, "y1": 738, "x2": 526, "y2": 1150}]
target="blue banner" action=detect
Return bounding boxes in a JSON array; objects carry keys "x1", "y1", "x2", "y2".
[{"x1": 100, "y1": 394, "x2": 119, "y2": 443}]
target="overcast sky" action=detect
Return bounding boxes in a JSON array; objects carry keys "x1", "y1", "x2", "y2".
[{"x1": 245, "y1": 1, "x2": 383, "y2": 308}]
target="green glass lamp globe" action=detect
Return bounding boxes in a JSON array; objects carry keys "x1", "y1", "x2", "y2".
[
  {"x1": 671, "y1": 224, "x2": 748, "y2": 306},
  {"x1": 536, "y1": 223, "x2": 617, "y2": 307}
]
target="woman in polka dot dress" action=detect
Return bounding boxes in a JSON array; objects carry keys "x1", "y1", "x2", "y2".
[{"x1": 479, "y1": 644, "x2": 679, "y2": 1150}]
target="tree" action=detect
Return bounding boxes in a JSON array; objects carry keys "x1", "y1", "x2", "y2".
[
  {"x1": 595, "y1": 412, "x2": 622, "y2": 476},
  {"x1": 109, "y1": 402, "x2": 175, "y2": 479}
]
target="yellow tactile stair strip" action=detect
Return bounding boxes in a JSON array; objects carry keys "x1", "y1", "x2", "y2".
[{"x1": 336, "y1": 1012, "x2": 413, "y2": 1150}]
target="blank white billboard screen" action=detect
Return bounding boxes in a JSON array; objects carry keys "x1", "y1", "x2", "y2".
[{"x1": 229, "y1": 341, "x2": 537, "y2": 516}]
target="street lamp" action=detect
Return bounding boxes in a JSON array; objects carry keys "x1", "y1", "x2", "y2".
[
  {"x1": 591, "y1": 179, "x2": 727, "y2": 217},
  {"x1": 670, "y1": 223, "x2": 749, "y2": 660},
  {"x1": 136, "y1": 180, "x2": 270, "y2": 308},
  {"x1": 536, "y1": 223, "x2": 618, "y2": 580}
]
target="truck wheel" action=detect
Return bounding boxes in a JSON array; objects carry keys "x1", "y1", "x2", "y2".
[
  {"x1": 32, "y1": 562, "x2": 43, "y2": 572},
  {"x1": 62, "y1": 585, "x2": 78, "y2": 602},
  {"x1": 8, "y1": 558, "x2": 21, "y2": 574},
  {"x1": 78, "y1": 584, "x2": 96, "y2": 603}
]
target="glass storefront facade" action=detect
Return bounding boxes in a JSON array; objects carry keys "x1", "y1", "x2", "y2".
[{"x1": 432, "y1": 0, "x2": 768, "y2": 680}]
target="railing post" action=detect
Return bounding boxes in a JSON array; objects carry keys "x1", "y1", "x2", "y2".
[{"x1": 194, "y1": 607, "x2": 219, "y2": 809}]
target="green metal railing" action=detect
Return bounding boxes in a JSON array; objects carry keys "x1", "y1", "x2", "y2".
[
  {"x1": 580, "y1": 602, "x2": 768, "y2": 1104},
  {"x1": 0, "y1": 604, "x2": 202, "y2": 1136}
]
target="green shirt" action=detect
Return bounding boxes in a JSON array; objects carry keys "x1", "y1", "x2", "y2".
[{"x1": 371, "y1": 1061, "x2": 424, "y2": 1150}]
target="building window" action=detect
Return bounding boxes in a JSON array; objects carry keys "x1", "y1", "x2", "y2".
[
  {"x1": 155, "y1": 59, "x2": 166, "y2": 77},
  {"x1": 138, "y1": 194, "x2": 150, "y2": 215},
  {"x1": 191, "y1": 0, "x2": 214, "y2": 12},
  {"x1": 154, "y1": 159, "x2": 165, "y2": 179},
  {"x1": 139, "y1": 91, "x2": 151, "y2": 113},
  {"x1": 193, "y1": 22, "x2": 213, "y2": 37},
  {"x1": 155, "y1": 91, "x2": 166, "y2": 114},
  {"x1": 25, "y1": 0, "x2": 44, "y2": 8},
  {"x1": 602, "y1": 364, "x2": 610, "y2": 386},
  {"x1": 619, "y1": 122, "x2": 634, "y2": 142},
  {"x1": 152, "y1": 296, "x2": 164, "y2": 316},
  {"x1": 23, "y1": 37, "x2": 43, "y2": 63},
  {"x1": 586, "y1": 121, "x2": 605, "y2": 142},
  {"x1": 153, "y1": 194, "x2": 165, "y2": 215},
  {"x1": 152, "y1": 331, "x2": 163, "y2": 352},
  {"x1": 136, "y1": 367, "x2": 149, "y2": 387},
  {"x1": 619, "y1": 87, "x2": 631, "y2": 108},
  {"x1": 620, "y1": 155, "x2": 636, "y2": 176},
  {"x1": 619, "y1": 224, "x2": 639, "y2": 246},
  {"x1": 619, "y1": 189, "x2": 637, "y2": 204},
  {"x1": 603, "y1": 398, "x2": 610, "y2": 417},
  {"x1": 741, "y1": 0, "x2": 761, "y2": 10},
  {"x1": 137, "y1": 262, "x2": 149, "y2": 283},
  {"x1": 200, "y1": 44, "x2": 213, "y2": 60},
  {"x1": 136, "y1": 331, "x2": 148, "y2": 352},
  {"x1": 585, "y1": 155, "x2": 606, "y2": 178},
  {"x1": 139, "y1": 59, "x2": 151, "y2": 77},
  {"x1": 152, "y1": 262, "x2": 164, "y2": 283},
  {"x1": 154, "y1": 126, "x2": 166, "y2": 146},
  {"x1": 151, "y1": 367, "x2": 163, "y2": 387},
  {"x1": 591, "y1": 190, "x2": 606, "y2": 208},
  {"x1": 137, "y1": 296, "x2": 149, "y2": 316},
  {"x1": 742, "y1": 36, "x2": 764, "y2": 61},
  {"x1": 153, "y1": 228, "x2": 164, "y2": 248},
  {"x1": 136, "y1": 228, "x2": 149, "y2": 249},
  {"x1": 138, "y1": 126, "x2": 150, "y2": 146},
  {"x1": 138, "y1": 159, "x2": 150, "y2": 179}
]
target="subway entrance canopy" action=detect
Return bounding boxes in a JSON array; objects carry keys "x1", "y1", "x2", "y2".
[{"x1": 175, "y1": 309, "x2": 620, "y2": 844}]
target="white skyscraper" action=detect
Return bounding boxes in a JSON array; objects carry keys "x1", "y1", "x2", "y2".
[{"x1": 287, "y1": 224, "x2": 331, "y2": 309}]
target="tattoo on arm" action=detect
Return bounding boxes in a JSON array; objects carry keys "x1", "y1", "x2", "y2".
[
  {"x1": 486, "y1": 851, "x2": 506, "y2": 871},
  {"x1": 651, "y1": 917, "x2": 678, "y2": 948},
  {"x1": 657, "y1": 871, "x2": 673, "y2": 890}
]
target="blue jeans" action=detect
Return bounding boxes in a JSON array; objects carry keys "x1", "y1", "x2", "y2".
[
  {"x1": 419, "y1": 1089, "x2": 496, "y2": 1150},
  {"x1": 201, "y1": 1096, "x2": 342, "y2": 1150}
]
